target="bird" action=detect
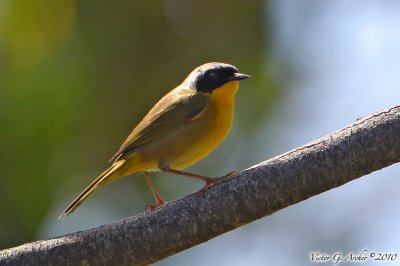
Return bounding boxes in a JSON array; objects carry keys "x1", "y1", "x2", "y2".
[{"x1": 59, "y1": 62, "x2": 250, "y2": 218}]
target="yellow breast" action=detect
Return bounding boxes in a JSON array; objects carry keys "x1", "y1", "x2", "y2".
[{"x1": 168, "y1": 80, "x2": 239, "y2": 169}]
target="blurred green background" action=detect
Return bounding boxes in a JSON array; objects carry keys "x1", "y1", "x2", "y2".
[{"x1": 1, "y1": 1, "x2": 400, "y2": 265}]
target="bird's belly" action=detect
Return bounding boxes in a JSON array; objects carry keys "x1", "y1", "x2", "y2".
[
  {"x1": 136, "y1": 104, "x2": 233, "y2": 170},
  {"x1": 134, "y1": 81, "x2": 237, "y2": 171},
  {"x1": 170, "y1": 116, "x2": 232, "y2": 169},
  {"x1": 166, "y1": 113, "x2": 232, "y2": 169}
]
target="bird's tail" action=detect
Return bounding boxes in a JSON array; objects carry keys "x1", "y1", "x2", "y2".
[{"x1": 58, "y1": 160, "x2": 126, "y2": 219}]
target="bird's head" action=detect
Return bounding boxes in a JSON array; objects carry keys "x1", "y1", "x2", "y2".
[{"x1": 184, "y1": 62, "x2": 250, "y2": 93}]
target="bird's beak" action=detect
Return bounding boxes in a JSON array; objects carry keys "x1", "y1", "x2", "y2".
[{"x1": 229, "y1": 73, "x2": 251, "y2": 81}]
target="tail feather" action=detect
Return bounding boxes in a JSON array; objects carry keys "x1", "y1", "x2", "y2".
[{"x1": 58, "y1": 160, "x2": 126, "y2": 219}]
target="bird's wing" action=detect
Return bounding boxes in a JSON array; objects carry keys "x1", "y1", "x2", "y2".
[{"x1": 110, "y1": 88, "x2": 208, "y2": 162}]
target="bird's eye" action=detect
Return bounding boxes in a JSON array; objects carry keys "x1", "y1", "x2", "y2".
[{"x1": 207, "y1": 71, "x2": 219, "y2": 80}]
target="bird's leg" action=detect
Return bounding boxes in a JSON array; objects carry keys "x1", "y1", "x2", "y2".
[
  {"x1": 143, "y1": 171, "x2": 167, "y2": 210},
  {"x1": 161, "y1": 167, "x2": 238, "y2": 192}
]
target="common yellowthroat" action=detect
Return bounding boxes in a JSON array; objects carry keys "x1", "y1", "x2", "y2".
[{"x1": 59, "y1": 62, "x2": 250, "y2": 218}]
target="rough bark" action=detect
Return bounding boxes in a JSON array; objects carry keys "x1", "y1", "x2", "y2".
[{"x1": 1, "y1": 105, "x2": 400, "y2": 266}]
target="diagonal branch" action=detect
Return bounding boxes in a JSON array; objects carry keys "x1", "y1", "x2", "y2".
[{"x1": 1, "y1": 105, "x2": 400, "y2": 266}]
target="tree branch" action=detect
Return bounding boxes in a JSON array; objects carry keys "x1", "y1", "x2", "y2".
[{"x1": 1, "y1": 105, "x2": 400, "y2": 266}]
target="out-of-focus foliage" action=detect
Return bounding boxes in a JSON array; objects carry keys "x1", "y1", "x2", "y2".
[{"x1": 0, "y1": 0, "x2": 276, "y2": 248}]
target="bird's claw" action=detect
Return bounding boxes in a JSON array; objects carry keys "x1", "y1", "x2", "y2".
[
  {"x1": 196, "y1": 171, "x2": 238, "y2": 197},
  {"x1": 145, "y1": 200, "x2": 167, "y2": 211}
]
